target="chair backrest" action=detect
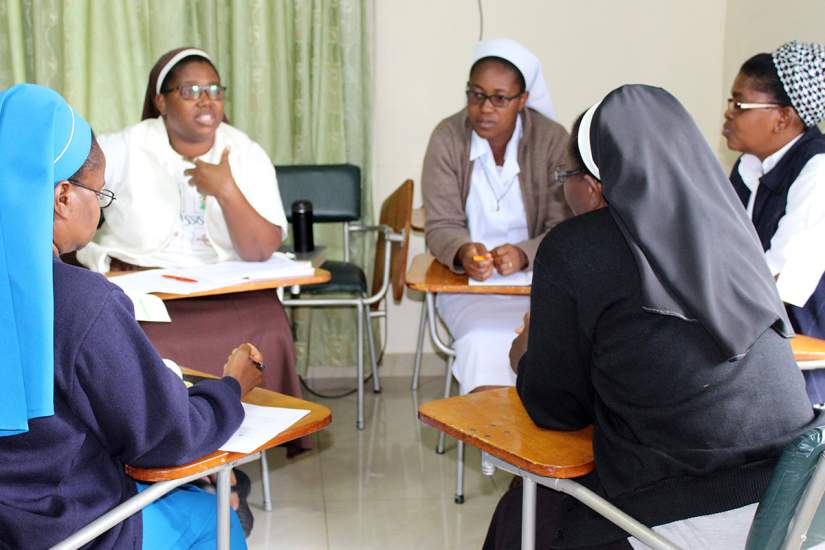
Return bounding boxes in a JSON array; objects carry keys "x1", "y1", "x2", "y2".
[
  {"x1": 276, "y1": 164, "x2": 361, "y2": 223},
  {"x1": 371, "y1": 179, "x2": 414, "y2": 302},
  {"x1": 746, "y1": 426, "x2": 825, "y2": 550}
]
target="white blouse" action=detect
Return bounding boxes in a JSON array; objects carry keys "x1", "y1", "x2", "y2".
[
  {"x1": 465, "y1": 115, "x2": 529, "y2": 248},
  {"x1": 77, "y1": 118, "x2": 287, "y2": 272}
]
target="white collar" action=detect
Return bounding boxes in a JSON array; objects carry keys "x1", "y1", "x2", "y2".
[
  {"x1": 469, "y1": 114, "x2": 523, "y2": 164},
  {"x1": 739, "y1": 132, "x2": 804, "y2": 179}
]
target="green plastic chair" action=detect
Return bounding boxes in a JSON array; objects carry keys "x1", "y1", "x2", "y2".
[{"x1": 746, "y1": 427, "x2": 825, "y2": 550}]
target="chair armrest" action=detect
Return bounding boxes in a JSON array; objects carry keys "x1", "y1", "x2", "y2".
[{"x1": 348, "y1": 223, "x2": 404, "y2": 243}]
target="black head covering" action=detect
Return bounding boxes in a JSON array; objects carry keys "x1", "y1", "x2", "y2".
[{"x1": 579, "y1": 84, "x2": 792, "y2": 361}]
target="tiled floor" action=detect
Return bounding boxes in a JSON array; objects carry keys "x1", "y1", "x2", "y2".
[{"x1": 240, "y1": 375, "x2": 511, "y2": 549}]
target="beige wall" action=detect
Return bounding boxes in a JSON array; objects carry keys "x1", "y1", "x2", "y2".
[{"x1": 371, "y1": 0, "x2": 815, "y2": 355}]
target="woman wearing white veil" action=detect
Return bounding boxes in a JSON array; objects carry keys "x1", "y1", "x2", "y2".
[{"x1": 422, "y1": 38, "x2": 570, "y2": 394}]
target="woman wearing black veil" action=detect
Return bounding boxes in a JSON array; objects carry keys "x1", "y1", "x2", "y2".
[{"x1": 485, "y1": 85, "x2": 822, "y2": 549}]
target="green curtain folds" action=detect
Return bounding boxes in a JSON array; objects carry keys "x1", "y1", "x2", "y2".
[{"x1": 0, "y1": 0, "x2": 373, "y2": 374}]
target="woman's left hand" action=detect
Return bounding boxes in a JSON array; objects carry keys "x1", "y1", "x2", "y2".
[
  {"x1": 491, "y1": 244, "x2": 528, "y2": 276},
  {"x1": 509, "y1": 312, "x2": 530, "y2": 373},
  {"x1": 184, "y1": 147, "x2": 236, "y2": 199}
]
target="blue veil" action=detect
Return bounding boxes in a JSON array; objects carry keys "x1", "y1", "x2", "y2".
[{"x1": 0, "y1": 84, "x2": 92, "y2": 436}]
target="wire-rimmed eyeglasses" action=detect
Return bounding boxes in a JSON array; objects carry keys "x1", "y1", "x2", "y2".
[
  {"x1": 162, "y1": 83, "x2": 227, "y2": 101},
  {"x1": 67, "y1": 179, "x2": 116, "y2": 208},
  {"x1": 466, "y1": 88, "x2": 524, "y2": 109},
  {"x1": 553, "y1": 168, "x2": 583, "y2": 185},
  {"x1": 726, "y1": 98, "x2": 782, "y2": 113}
]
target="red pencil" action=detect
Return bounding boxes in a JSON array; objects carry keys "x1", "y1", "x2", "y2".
[{"x1": 162, "y1": 274, "x2": 199, "y2": 283}]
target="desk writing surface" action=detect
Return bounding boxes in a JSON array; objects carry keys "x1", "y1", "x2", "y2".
[
  {"x1": 419, "y1": 388, "x2": 594, "y2": 479},
  {"x1": 109, "y1": 268, "x2": 331, "y2": 301},
  {"x1": 791, "y1": 335, "x2": 825, "y2": 362},
  {"x1": 126, "y1": 368, "x2": 331, "y2": 482},
  {"x1": 406, "y1": 253, "x2": 531, "y2": 295}
]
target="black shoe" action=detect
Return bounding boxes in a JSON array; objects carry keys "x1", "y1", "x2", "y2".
[{"x1": 233, "y1": 469, "x2": 254, "y2": 538}]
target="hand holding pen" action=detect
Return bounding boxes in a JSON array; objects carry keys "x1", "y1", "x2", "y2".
[
  {"x1": 223, "y1": 342, "x2": 264, "y2": 396},
  {"x1": 457, "y1": 242, "x2": 493, "y2": 281}
]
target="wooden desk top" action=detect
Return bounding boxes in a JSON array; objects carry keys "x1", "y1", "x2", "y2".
[
  {"x1": 419, "y1": 388, "x2": 594, "y2": 479},
  {"x1": 405, "y1": 253, "x2": 531, "y2": 295},
  {"x1": 126, "y1": 368, "x2": 332, "y2": 482},
  {"x1": 792, "y1": 335, "x2": 825, "y2": 363},
  {"x1": 155, "y1": 268, "x2": 331, "y2": 301},
  {"x1": 108, "y1": 268, "x2": 331, "y2": 301}
]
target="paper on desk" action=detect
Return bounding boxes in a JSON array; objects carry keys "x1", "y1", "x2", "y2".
[
  {"x1": 167, "y1": 254, "x2": 313, "y2": 285},
  {"x1": 469, "y1": 270, "x2": 532, "y2": 287},
  {"x1": 125, "y1": 292, "x2": 171, "y2": 322},
  {"x1": 107, "y1": 254, "x2": 314, "y2": 296},
  {"x1": 218, "y1": 403, "x2": 310, "y2": 454},
  {"x1": 109, "y1": 269, "x2": 226, "y2": 296}
]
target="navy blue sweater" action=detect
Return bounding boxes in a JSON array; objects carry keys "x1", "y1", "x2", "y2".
[{"x1": 0, "y1": 258, "x2": 245, "y2": 549}]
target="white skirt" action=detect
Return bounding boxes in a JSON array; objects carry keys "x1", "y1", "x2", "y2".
[{"x1": 436, "y1": 293, "x2": 530, "y2": 395}]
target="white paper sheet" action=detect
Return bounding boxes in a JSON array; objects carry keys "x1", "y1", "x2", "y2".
[
  {"x1": 218, "y1": 403, "x2": 310, "y2": 454},
  {"x1": 125, "y1": 292, "x2": 172, "y2": 322},
  {"x1": 468, "y1": 270, "x2": 532, "y2": 287},
  {"x1": 107, "y1": 254, "x2": 314, "y2": 296},
  {"x1": 167, "y1": 254, "x2": 313, "y2": 285}
]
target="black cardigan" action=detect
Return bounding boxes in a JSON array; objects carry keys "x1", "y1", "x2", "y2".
[{"x1": 517, "y1": 208, "x2": 821, "y2": 547}]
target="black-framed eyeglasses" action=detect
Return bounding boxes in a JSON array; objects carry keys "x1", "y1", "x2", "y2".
[
  {"x1": 553, "y1": 168, "x2": 583, "y2": 185},
  {"x1": 726, "y1": 98, "x2": 782, "y2": 113},
  {"x1": 465, "y1": 88, "x2": 524, "y2": 109},
  {"x1": 161, "y1": 83, "x2": 226, "y2": 101},
  {"x1": 68, "y1": 178, "x2": 116, "y2": 208}
]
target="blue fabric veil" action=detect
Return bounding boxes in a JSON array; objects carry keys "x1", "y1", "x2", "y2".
[{"x1": 0, "y1": 84, "x2": 92, "y2": 436}]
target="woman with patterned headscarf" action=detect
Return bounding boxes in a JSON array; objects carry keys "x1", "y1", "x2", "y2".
[
  {"x1": 0, "y1": 83, "x2": 260, "y2": 549},
  {"x1": 724, "y1": 41, "x2": 825, "y2": 402}
]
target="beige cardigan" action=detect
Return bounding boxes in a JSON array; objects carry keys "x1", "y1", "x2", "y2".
[{"x1": 422, "y1": 108, "x2": 572, "y2": 272}]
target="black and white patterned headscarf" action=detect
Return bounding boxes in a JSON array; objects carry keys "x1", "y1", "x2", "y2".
[{"x1": 773, "y1": 41, "x2": 825, "y2": 127}]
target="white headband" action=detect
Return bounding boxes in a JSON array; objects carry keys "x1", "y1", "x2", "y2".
[
  {"x1": 155, "y1": 48, "x2": 214, "y2": 96},
  {"x1": 53, "y1": 106, "x2": 76, "y2": 165},
  {"x1": 577, "y1": 100, "x2": 603, "y2": 180}
]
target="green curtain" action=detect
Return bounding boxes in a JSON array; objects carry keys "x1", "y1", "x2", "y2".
[{"x1": 0, "y1": 0, "x2": 373, "y2": 374}]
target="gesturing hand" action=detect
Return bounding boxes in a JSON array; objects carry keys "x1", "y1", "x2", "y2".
[{"x1": 183, "y1": 147, "x2": 235, "y2": 200}]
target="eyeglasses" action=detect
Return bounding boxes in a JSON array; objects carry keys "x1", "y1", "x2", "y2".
[
  {"x1": 68, "y1": 179, "x2": 116, "y2": 208},
  {"x1": 726, "y1": 98, "x2": 782, "y2": 113},
  {"x1": 161, "y1": 83, "x2": 226, "y2": 101},
  {"x1": 553, "y1": 168, "x2": 583, "y2": 185},
  {"x1": 466, "y1": 88, "x2": 524, "y2": 109}
]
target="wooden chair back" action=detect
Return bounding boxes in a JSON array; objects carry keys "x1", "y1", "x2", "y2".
[{"x1": 371, "y1": 179, "x2": 414, "y2": 302}]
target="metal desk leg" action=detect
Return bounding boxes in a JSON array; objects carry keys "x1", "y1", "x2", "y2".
[
  {"x1": 412, "y1": 303, "x2": 428, "y2": 390},
  {"x1": 216, "y1": 467, "x2": 232, "y2": 550},
  {"x1": 522, "y1": 477, "x2": 537, "y2": 550},
  {"x1": 455, "y1": 440, "x2": 465, "y2": 504},
  {"x1": 365, "y1": 303, "x2": 381, "y2": 394},
  {"x1": 260, "y1": 451, "x2": 273, "y2": 512},
  {"x1": 436, "y1": 355, "x2": 454, "y2": 455},
  {"x1": 426, "y1": 292, "x2": 457, "y2": 455},
  {"x1": 356, "y1": 302, "x2": 365, "y2": 430}
]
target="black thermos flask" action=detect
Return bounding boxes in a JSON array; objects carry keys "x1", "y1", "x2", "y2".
[{"x1": 291, "y1": 200, "x2": 314, "y2": 253}]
